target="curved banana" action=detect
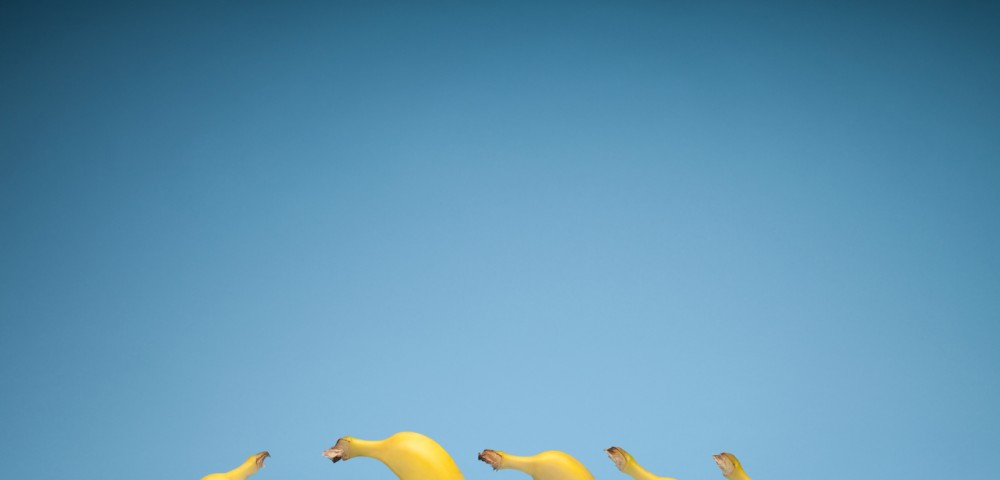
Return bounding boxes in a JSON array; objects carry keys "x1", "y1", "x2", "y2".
[
  {"x1": 713, "y1": 453, "x2": 750, "y2": 480},
  {"x1": 605, "y1": 446, "x2": 676, "y2": 480},
  {"x1": 478, "y1": 449, "x2": 595, "y2": 480},
  {"x1": 201, "y1": 452, "x2": 269, "y2": 480},
  {"x1": 322, "y1": 431, "x2": 464, "y2": 480}
]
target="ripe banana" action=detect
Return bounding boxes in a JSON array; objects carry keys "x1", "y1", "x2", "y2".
[
  {"x1": 605, "y1": 446, "x2": 676, "y2": 480},
  {"x1": 200, "y1": 451, "x2": 269, "y2": 480},
  {"x1": 322, "y1": 431, "x2": 464, "y2": 480},
  {"x1": 478, "y1": 449, "x2": 595, "y2": 480},
  {"x1": 713, "y1": 453, "x2": 750, "y2": 480}
]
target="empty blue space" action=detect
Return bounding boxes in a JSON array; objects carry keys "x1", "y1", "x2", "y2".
[{"x1": 2, "y1": 1, "x2": 998, "y2": 479}]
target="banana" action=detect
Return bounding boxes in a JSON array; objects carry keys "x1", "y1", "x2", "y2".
[
  {"x1": 201, "y1": 452, "x2": 269, "y2": 480},
  {"x1": 604, "y1": 446, "x2": 676, "y2": 480},
  {"x1": 478, "y1": 449, "x2": 595, "y2": 480},
  {"x1": 322, "y1": 431, "x2": 464, "y2": 480},
  {"x1": 712, "y1": 453, "x2": 750, "y2": 480}
]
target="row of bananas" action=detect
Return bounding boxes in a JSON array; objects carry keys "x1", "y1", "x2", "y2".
[{"x1": 201, "y1": 431, "x2": 751, "y2": 480}]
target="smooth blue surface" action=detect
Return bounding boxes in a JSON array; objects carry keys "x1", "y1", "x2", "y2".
[{"x1": 2, "y1": 1, "x2": 998, "y2": 479}]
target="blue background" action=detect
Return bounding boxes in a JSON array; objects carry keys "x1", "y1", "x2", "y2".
[{"x1": 2, "y1": 1, "x2": 998, "y2": 479}]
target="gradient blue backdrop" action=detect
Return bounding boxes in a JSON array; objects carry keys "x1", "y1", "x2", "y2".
[{"x1": 2, "y1": 1, "x2": 998, "y2": 479}]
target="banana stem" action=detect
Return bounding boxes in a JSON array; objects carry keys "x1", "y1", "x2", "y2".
[
  {"x1": 713, "y1": 453, "x2": 751, "y2": 480},
  {"x1": 485, "y1": 451, "x2": 538, "y2": 473},
  {"x1": 477, "y1": 449, "x2": 595, "y2": 480},
  {"x1": 342, "y1": 437, "x2": 383, "y2": 460},
  {"x1": 324, "y1": 436, "x2": 390, "y2": 463},
  {"x1": 605, "y1": 447, "x2": 677, "y2": 480},
  {"x1": 227, "y1": 459, "x2": 261, "y2": 480}
]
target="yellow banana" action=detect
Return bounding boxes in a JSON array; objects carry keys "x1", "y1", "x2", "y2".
[
  {"x1": 200, "y1": 452, "x2": 269, "y2": 480},
  {"x1": 712, "y1": 453, "x2": 750, "y2": 480},
  {"x1": 478, "y1": 449, "x2": 595, "y2": 480},
  {"x1": 322, "y1": 431, "x2": 464, "y2": 480},
  {"x1": 604, "y1": 446, "x2": 676, "y2": 480}
]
